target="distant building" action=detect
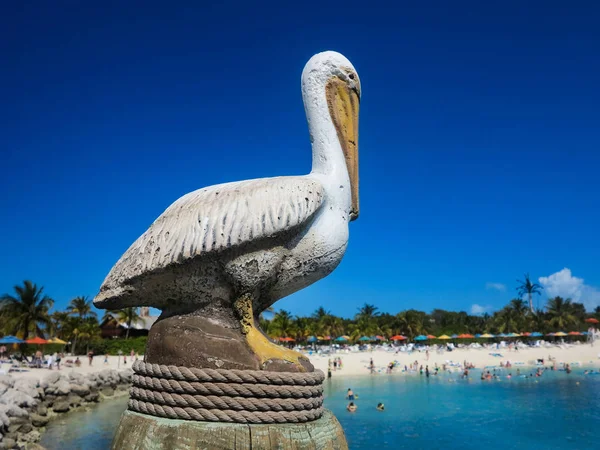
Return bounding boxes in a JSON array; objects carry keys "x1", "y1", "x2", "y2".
[{"x1": 99, "y1": 307, "x2": 158, "y2": 338}]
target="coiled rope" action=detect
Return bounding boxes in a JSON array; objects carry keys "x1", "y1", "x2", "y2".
[{"x1": 129, "y1": 361, "x2": 325, "y2": 424}]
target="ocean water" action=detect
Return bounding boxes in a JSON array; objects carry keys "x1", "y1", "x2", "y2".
[{"x1": 40, "y1": 369, "x2": 600, "y2": 450}]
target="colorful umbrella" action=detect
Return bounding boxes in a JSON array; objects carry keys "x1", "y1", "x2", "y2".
[
  {"x1": 568, "y1": 331, "x2": 581, "y2": 336},
  {"x1": 521, "y1": 332, "x2": 531, "y2": 336},
  {"x1": 390, "y1": 335, "x2": 407, "y2": 341},
  {"x1": 585, "y1": 318, "x2": 599, "y2": 324},
  {"x1": 506, "y1": 333, "x2": 521, "y2": 338},
  {"x1": 426, "y1": 335, "x2": 436, "y2": 339},
  {"x1": 414, "y1": 335, "x2": 428, "y2": 341},
  {"x1": 437, "y1": 335, "x2": 451, "y2": 340},
  {"x1": 25, "y1": 337, "x2": 48, "y2": 344},
  {"x1": 358, "y1": 336, "x2": 371, "y2": 341},
  {"x1": 451, "y1": 334, "x2": 459, "y2": 339},
  {"x1": 458, "y1": 334, "x2": 475, "y2": 338},
  {"x1": 375, "y1": 335, "x2": 386, "y2": 341},
  {"x1": 554, "y1": 331, "x2": 568, "y2": 337},
  {"x1": 334, "y1": 336, "x2": 347, "y2": 342},
  {"x1": 307, "y1": 336, "x2": 318, "y2": 343},
  {"x1": 480, "y1": 333, "x2": 495, "y2": 338},
  {"x1": 530, "y1": 332, "x2": 543, "y2": 337},
  {"x1": 0, "y1": 336, "x2": 24, "y2": 344},
  {"x1": 48, "y1": 337, "x2": 67, "y2": 344}
]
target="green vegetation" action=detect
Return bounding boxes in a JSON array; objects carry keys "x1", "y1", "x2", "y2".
[{"x1": 1, "y1": 278, "x2": 599, "y2": 354}]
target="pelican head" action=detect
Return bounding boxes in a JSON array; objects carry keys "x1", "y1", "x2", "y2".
[{"x1": 302, "y1": 51, "x2": 361, "y2": 221}]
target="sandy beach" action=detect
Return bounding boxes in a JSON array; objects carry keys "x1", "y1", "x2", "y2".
[
  {"x1": 308, "y1": 343, "x2": 600, "y2": 376},
  {"x1": 9, "y1": 342, "x2": 599, "y2": 383}
]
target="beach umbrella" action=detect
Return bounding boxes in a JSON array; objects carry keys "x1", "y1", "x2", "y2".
[
  {"x1": 497, "y1": 333, "x2": 507, "y2": 337},
  {"x1": 48, "y1": 337, "x2": 67, "y2": 344},
  {"x1": 426, "y1": 334, "x2": 436, "y2": 339},
  {"x1": 581, "y1": 331, "x2": 589, "y2": 335},
  {"x1": 480, "y1": 333, "x2": 495, "y2": 338},
  {"x1": 320, "y1": 336, "x2": 331, "y2": 341},
  {"x1": 474, "y1": 334, "x2": 482, "y2": 338},
  {"x1": 530, "y1": 332, "x2": 543, "y2": 337},
  {"x1": 554, "y1": 331, "x2": 568, "y2": 337},
  {"x1": 25, "y1": 337, "x2": 48, "y2": 344},
  {"x1": 342, "y1": 335, "x2": 350, "y2": 340},
  {"x1": 585, "y1": 318, "x2": 599, "y2": 324},
  {"x1": 521, "y1": 332, "x2": 531, "y2": 336},
  {"x1": 506, "y1": 333, "x2": 521, "y2": 338},
  {"x1": 390, "y1": 335, "x2": 407, "y2": 341},
  {"x1": 0, "y1": 336, "x2": 24, "y2": 344},
  {"x1": 567, "y1": 331, "x2": 581, "y2": 336},
  {"x1": 414, "y1": 335, "x2": 428, "y2": 341},
  {"x1": 358, "y1": 336, "x2": 371, "y2": 341},
  {"x1": 334, "y1": 336, "x2": 347, "y2": 342},
  {"x1": 375, "y1": 335, "x2": 386, "y2": 341},
  {"x1": 458, "y1": 334, "x2": 475, "y2": 339},
  {"x1": 307, "y1": 336, "x2": 318, "y2": 343},
  {"x1": 437, "y1": 335, "x2": 451, "y2": 340},
  {"x1": 451, "y1": 334, "x2": 458, "y2": 339}
]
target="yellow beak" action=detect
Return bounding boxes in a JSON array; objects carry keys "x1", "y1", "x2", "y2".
[{"x1": 326, "y1": 77, "x2": 360, "y2": 221}]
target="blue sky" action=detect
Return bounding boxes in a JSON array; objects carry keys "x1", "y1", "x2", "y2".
[{"x1": 2, "y1": 1, "x2": 599, "y2": 318}]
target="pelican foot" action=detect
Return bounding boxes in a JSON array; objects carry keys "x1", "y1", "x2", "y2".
[{"x1": 234, "y1": 294, "x2": 313, "y2": 373}]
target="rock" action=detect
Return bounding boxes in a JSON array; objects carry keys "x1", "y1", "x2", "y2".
[
  {"x1": 0, "y1": 376, "x2": 14, "y2": 388},
  {"x1": 116, "y1": 385, "x2": 128, "y2": 392},
  {"x1": 36, "y1": 405, "x2": 47, "y2": 417},
  {"x1": 29, "y1": 414, "x2": 49, "y2": 428},
  {"x1": 19, "y1": 430, "x2": 40, "y2": 443},
  {"x1": 84, "y1": 392, "x2": 99, "y2": 403},
  {"x1": 67, "y1": 394, "x2": 82, "y2": 407},
  {"x1": 7, "y1": 417, "x2": 31, "y2": 434},
  {"x1": 1, "y1": 404, "x2": 28, "y2": 419},
  {"x1": 13, "y1": 380, "x2": 39, "y2": 398},
  {"x1": 0, "y1": 406, "x2": 9, "y2": 428},
  {"x1": 100, "y1": 387, "x2": 114, "y2": 397},
  {"x1": 0, "y1": 384, "x2": 9, "y2": 397},
  {"x1": 24, "y1": 444, "x2": 46, "y2": 450},
  {"x1": 0, "y1": 438, "x2": 15, "y2": 449},
  {"x1": 42, "y1": 395, "x2": 56, "y2": 407},
  {"x1": 54, "y1": 380, "x2": 70, "y2": 396},
  {"x1": 68, "y1": 384, "x2": 90, "y2": 396},
  {"x1": 43, "y1": 372, "x2": 61, "y2": 386},
  {"x1": 118, "y1": 369, "x2": 134, "y2": 383},
  {"x1": 51, "y1": 401, "x2": 69, "y2": 413},
  {"x1": 0, "y1": 389, "x2": 37, "y2": 408}
]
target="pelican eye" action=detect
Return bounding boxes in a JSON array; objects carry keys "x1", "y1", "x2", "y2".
[{"x1": 348, "y1": 73, "x2": 355, "y2": 80}]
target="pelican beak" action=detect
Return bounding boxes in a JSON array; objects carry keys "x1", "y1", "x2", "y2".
[{"x1": 326, "y1": 76, "x2": 360, "y2": 221}]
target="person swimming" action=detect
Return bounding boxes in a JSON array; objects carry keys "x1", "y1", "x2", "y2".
[
  {"x1": 347, "y1": 388, "x2": 354, "y2": 400},
  {"x1": 347, "y1": 402, "x2": 357, "y2": 412},
  {"x1": 376, "y1": 403, "x2": 385, "y2": 411}
]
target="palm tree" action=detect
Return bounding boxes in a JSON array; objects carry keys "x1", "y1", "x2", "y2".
[
  {"x1": 268, "y1": 310, "x2": 296, "y2": 338},
  {"x1": 493, "y1": 306, "x2": 519, "y2": 334},
  {"x1": 76, "y1": 318, "x2": 101, "y2": 353},
  {"x1": 356, "y1": 303, "x2": 380, "y2": 319},
  {"x1": 116, "y1": 307, "x2": 142, "y2": 339},
  {"x1": 517, "y1": 273, "x2": 543, "y2": 313},
  {"x1": 67, "y1": 296, "x2": 97, "y2": 319},
  {"x1": 396, "y1": 310, "x2": 425, "y2": 339},
  {"x1": 0, "y1": 280, "x2": 54, "y2": 340},
  {"x1": 49, "y1": 311, "x2": 71, "y2": 339},
  {"x1": 546, "y1": 296, "x2": 578, "y2": 330},
  {"x1": 312, "y1": 307, "x2": 331, "y2": 320}
]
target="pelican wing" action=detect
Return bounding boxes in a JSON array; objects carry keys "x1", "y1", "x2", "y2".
[{"x1": 99, "y1": 176, "x2": 325, "y2": 295}]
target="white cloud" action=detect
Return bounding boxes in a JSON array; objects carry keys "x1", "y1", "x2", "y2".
[
  {"x1": 485, "y1": 282, "x2": 506, "y2": 292},
  {"x1": 538, "y1": 268, "x2": 600, "y2": 311},
  {"x1": 471, "y1": 304, "x2": 492, "y2": 315}
]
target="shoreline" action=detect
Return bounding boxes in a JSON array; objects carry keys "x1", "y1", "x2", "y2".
[{"x1": 0, "y1": 363, "x2": 132, "y2": 449}]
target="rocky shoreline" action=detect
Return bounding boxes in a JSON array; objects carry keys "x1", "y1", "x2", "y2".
[{"x1": 0, "y1": 369, "x2": 132, "y2": 450}]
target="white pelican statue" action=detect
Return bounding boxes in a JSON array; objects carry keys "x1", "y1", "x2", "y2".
[{"x1": 94, "y1": 51, "x2": 361, "y2": 372}]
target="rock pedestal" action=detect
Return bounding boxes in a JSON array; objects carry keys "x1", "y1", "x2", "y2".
[{"x1": 112, "y1": 409, "x2": 348, "y2": 450}]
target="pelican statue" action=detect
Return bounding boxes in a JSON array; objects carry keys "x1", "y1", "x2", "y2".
[{"x1": 94, "y1": 51, "x2": 361, "y2": 372}]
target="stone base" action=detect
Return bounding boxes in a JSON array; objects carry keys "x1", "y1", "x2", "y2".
[{"x1": 111, "y1": 409, "x2": 348, "y2": 450}]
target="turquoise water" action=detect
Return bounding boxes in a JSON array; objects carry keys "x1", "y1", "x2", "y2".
[{"x1": 41, "y1": 369, "x2": 600, "y2": 449}]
